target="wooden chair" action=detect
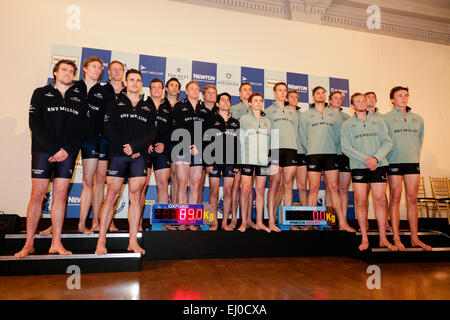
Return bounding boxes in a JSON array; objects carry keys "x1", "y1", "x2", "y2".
[
  {"x1": 429, "y1": 177, "x2": 450, "y2": 220},
  {"x1": 417, "y1": 176, "x2": 438, "y2": 217}
]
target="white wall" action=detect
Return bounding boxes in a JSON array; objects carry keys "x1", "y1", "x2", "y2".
[{"x1": 1, "y1": 0, "x2": 449, "y2": 217}]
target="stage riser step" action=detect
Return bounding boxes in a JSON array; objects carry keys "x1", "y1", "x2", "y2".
[
  {"x1": 355, "y1": 235, "x2": 449, "y2": 248},
  {"x1": 355, "y1": 251, "x2": 450, "y2": 264},
  {"x1": 0, "y1": 233, "x2": 142, "y2": 255},
  {"x1": 142, "y1": 230, "x2": 354, "y2": 260},
  {"x1": 0, "y1": 253, "x2": 142, "y2": 276}
]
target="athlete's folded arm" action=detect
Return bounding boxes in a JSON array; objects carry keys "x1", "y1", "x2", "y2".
[{"x1": 29, "y1": 88, "x2": 59, "y2": 154}]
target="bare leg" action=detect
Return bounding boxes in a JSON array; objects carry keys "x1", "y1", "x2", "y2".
[
  {"x1": 95, "y1": 177, "x2": 124, "y2": 255},
  {"x1": 155, "y1": 168, "x2": 175, "y2": 230},
  {"x1": 198, "y1": 168, "x2": 206, "y2": 203},
  {"x1": 230, "y1": 171, "x2": 241, "y2": 229},
  {"x1": 176, "y1": 162, "x2": 189, "y2": 230},
  {"x1": 91, "y1": 160, "x2": 105, "y2": 231},
  {"x1": 208, "y1": 177, "x2": 220, "y2": 231},
  {"x1": 323, "y1": 174, "x2": 332, "y2": 207},
  {"x1": 187, "y1": 165, "x2": 203, "y2": 230},
  {"x1": 246, "y1": 183, "x2": 256, "y2": 229},
  {"x1": 48, "y1": 178, "x2": 72, "y2": 255},
  {"x1": 170, "y1": 163, "x2": 178, "y2": 203},
  {"x1": 15, "y1": 178, "x2": 49, "y2": 259},
  {"x1": 388, "y1": 175, "x2": 406, "y2": 251},
  {"x1": 176, "y1": 162, "x2": 189, "y2": 205},
  {"x1": 267, "y1": 165, "x2": 281, "y2": 232},
  {"x1": 339, "y1": 171, "x2": 351, "y2": 223},
  {"x1": 371, "y1": 182, "x2": 396, "y2": 251},
  {"x1": 353, "y1": 183, "x2": 370, "y2": 251},
  {"x1": 324, "y1": 170, "x2": 355, "y2": 232},
  {"x1": 296, "y1": 165, "x2": 308, "y2": 206},
  {"x1": 78, "y1": 158, "x2": 98, "y2": 234},
  {"x1": 139, "y1": 168, "x2": 151, "y2": 232},
  {"x1": 238, "y1": 175, "x2": 253, "y2": 232},
  {"x1": 307, "y1": 171, "x2": 322, "y2": 206},
  {"x1": 221, "y1": 177, "x2": 234, "y2": 231},
  {"x1": 255, "y1": 176, "x2": 270, "y2": 233},
  {"x1": 404, "y1": 174, "x2": 431, "y2": 250},
  {"x1": 127, "y1": 176, "x2": 146, "y2": 254}
]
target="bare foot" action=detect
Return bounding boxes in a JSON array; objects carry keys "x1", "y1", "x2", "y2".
[
  {"x1": 95, "y1": 244, "x2": 108, "y2": 255},
  {"x1": 39, "y1": 226, "x2": 52, "y2": 236},
  {"x1": 78, "y1": 225, "x2": 94, "y2": 235},
  {"x1": 127, "y1": 242, "x2": 145, "y2": 255},
  {"x1": 238, "y1": 224, "x2": 247, "y2": 232},
  {"x1": 109, "y1": 224, "x2": 119, "y2": 232},
  {"x1": 209, "y1": 224, "x2": 218, "y2": 231},
  {"x1": 138, "y1": 224, "x2": 143, "y2": 232},
  {"x1": 188, "y1": 224, "x2": 198, "y2": 231},
  {"x1": 248, "y1": 220, "x2": 257, "y2": 230},
  {"x1": 163, "y1": 224, "x2": 177, "y2": 231},
  {"x1": 359, "y1": 239, "x2": 369, "y2": 251},
  {"x1": 269, "y1": 224, "x2": 281, "y2": 232},
  {"x1": 300, "y1": 226, "x2": 314, "y2": 231},
  {"x1": 178, "y1": 225, "x2": 187, "y2": 231},
  {"x1": 380, "y1": 239, "x2": 397, "y2": 251},
  {"x1": 48, "y1": 244, "x2": 72, "y2": 255},
  {"x1": 229, "y1": 219, "x2": 237, "y2": 230},
  {"x1": 339, "y1": 224, "x2": 356, "y2": 233},
  {"x1": 411, "y1": 238, "x2": 432, "y2": 251},
  {"x1": 290, "y1": 226, "x2": 300, "y2": 231},
  {"x1": 221, "y1": 224, "x2": 234, "y2": 231},
  {"x1": 90, "y1": 224, "x2": 99, "y2": 232},
  {"x1": 256, "y1": 223, "x2": 271, "y2": 233},
  {"x1": 14, "y1": 245, "x2": 35, "y2": 259},
  {"x1": 394, "y1": 239, "x2": 406, "y2": 251},
  {"x1": 385, "y1": 223, "x2": 393, "y2": 233}
]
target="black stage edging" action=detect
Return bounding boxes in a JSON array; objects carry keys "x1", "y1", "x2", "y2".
[
  {"x1": 0, "y1": 252, "x2": 142, "y2": 276},
  {"x1": 142, "y1": 229, "x2": 354, "y2": 260}
]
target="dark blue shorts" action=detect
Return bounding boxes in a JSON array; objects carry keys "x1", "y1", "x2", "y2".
[
  {"x1": 98, "y1": 137, "x2": 109, "y2": 161},
  {"x1": 172, "y1": 148, "x2": 204, "y2": 167},
  {"x1": 388, "y1": 163, "x2": 420, "y2": 176},
  {"x1": 80, "y1": 138, "x2": 109, "y2": 161},
  {"x1": 352, "y1": 166, "x2": 388, "y2": 183},
  {"x1": 209, "y1": 164, "x2": 236, "y2": 178},
  {"x1": 107, "y1": 155, "x2": 148, "y2": 178},
  {"x1": 31, "y1": 153, "x2": 76, "y2": 179},
  {"x1": 297, "y1": 154, "x2": 307, "y2": 167},
  {"x1": 338, "y1": 154, "x2": 351, "y2": 172},
  {"x1": 269, "y1": 148, "x2": 298, "y2": 167},
  {"x1": 145, "y1": 152, "x2": 170, "y2": 171},
  {"x1": 240, "y1": 165, "x2": 269, "y2": 177},
  {"x1": 80, "y1": 140, "x2": 99, "y2": 159},
  {"x1": 306, "y1": 154, "x2": 340, "y2": 172}
]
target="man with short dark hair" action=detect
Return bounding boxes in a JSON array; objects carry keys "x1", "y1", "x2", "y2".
[
  {"x1": 15, "y1": 60, "x2": 87, "y2": 259},
  {"x1": 383, "y1": 86, "x2": 431, "y2": 251},
  {"x1": 139, "y1": 78, "x2": 173, "y2": 231},
  {"x1": 229, "y1": 82, "x2": 254, "y2": 230},
  {"x1": 95, "y1": 69, "x2": 157, "y2": 255},
  {"x1": 299, "y1": 86, "x2": 355, "y2": 232},
  {"x1": 204, "y1": 93, "x2": 240, "y2": 230},
  {"x1": 365, "y1": 91, "x2": 383, "y2": 119},
  {"x1": 163, "y1": 77, "x2": 183, "y2": 204},
  {"x1": 265, "y1": 82, "x2": 298, "y2": 231}
]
